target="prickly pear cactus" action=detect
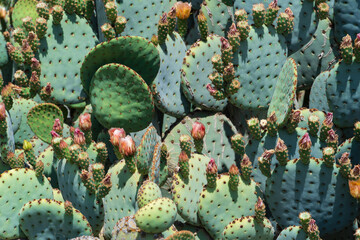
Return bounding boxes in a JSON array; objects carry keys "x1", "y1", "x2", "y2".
[
  {"x1": 11, "y1": 0, "x2": 39, "y2": 28},
  {"x1": 309, "y1": 71, "x2": 331, "y2": 112},
  {"x1": 0, "y1": 168, "x2": 54, "y2": 239},
  {"x1": 19, "y1": 199, "x2": 93, "y2": 240},
  {"x1": 164, "y1": 112, "x2": 238, "y2": 174},
  {"x1": 89, "y1": 63, "x2": 154, "y2": 132}
]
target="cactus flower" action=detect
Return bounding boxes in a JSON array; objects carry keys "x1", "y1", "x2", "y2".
[
  {"x1": 339, "y1": 152, "x2": 351, "y2": 165},
  {"x1": 79, "y1": 113, "x2": 92, "y2": 131},
  {"x1": 275, "y1": 138, "x2": 287, "y2": 152},
  {"x1": 119, "y1": 136, "x2": 136, "y2": 157},
  {"x1": 108, "y1": 128, "x2": 126, "y2": 147},
  {"x1": 299, "y1": 133, "x2": 312, "y2": 149},
  {"x1": 0, "y1": 102, "x2": 6, "y2": 120},
  {"x1": 74, "y1": 128, "x2": 85, "y2": 146},
  {"x1": 0, "y1": 6, "x2": 6, "y2": 19},
  {"x1": 207, "y1": 158, "x2": 218, "y2": 174},
  {"x1": 307, "y1": 219, "x2": 319, "y2": 233},
  {"x1": 174, "y1": 1, "x2": 191, "y2": 20},
  {"x1": 191, "y1": 121, "x2": 205, "y2": 140},
  {"x1": 23, "y1": 140, "x2": 33, "y2": 150}
]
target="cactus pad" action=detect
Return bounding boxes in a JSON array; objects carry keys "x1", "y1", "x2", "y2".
[
  {"x1": 89, "y1": 63, "x2": 154, "y2": 132},
  {"x1": 276, "y1": 226, "x2": 307, "y2": 240},
  {"x1": 81, "y1": 36, "x2": 160, "y2": 93},
  {"x1": 265, "y1": 158, "x2": 358, "y2": 235},
  {"x1": 27, "y1": 103, "x2": 64, "y2": 144},
  {"x1": 267, "y1": 58, "x2": 298, "y2": 126},
  {"x1": 137, "y1": 180, "x2": 162, "y2": 209},
  {"x1": 12, "y1": 0, "x2": 39, "y2": 29},
  {"x1": 164, "y1": 112, "x2": 238, "y2": 174},
  {"x1": 309, "y1": 71, "x2": 331, "y2": 112},
  {"x1": 171, "y1": 153, "x2": 210, "y2": 226},
  {"x1": 0, "y1": 168, "x2": 53, "y2": 239},
  {"x1": 181, "y1": 35, "x2": 228, "y2": 111},
  {"x1": 152, "y1": 32, "x2": 191, "y2": 118},
  {"x1": 38, "y1": 13, "x2": 98, "y2": 104},
  {"x1": 135, "y1": 197, "x2": 177, "y2": 234},
  {"x1": 19, "y1": 199, "x2": 92, "y2": 240}
]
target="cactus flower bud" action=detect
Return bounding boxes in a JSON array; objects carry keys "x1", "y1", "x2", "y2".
[
  {"x1": 35, "y1": 160, "x2": 44, "y2": 177},
  {"x1": 108, "y1": 128, "x2": 126, "y2": 147},
  {"x1": 198, "y1": 10, "x2": 208, "y2": 41},
  {"x1": 79, "y1": 113, "x2": 92, "y2": 131},
  {"x1": 119, "y1": 136, "x2": 136, "y2": 157},
  {"x1": 275, "y1": 138, "x2": 288, "y2": 165},
  {"x1": 179, "y1": 134, "x2": 192, "y2": 157},
  {"x1": 320, "y1": 112, "x2": 333, "y2": 141},
  {"x1": 220, "y1": 37, "x2": 233, "y2": 64},
  {"x1": 354, "y1": 33, "x2": 360, "y2": 62},
  {"x1": 191, "y1": 122, "x2": 205, "y2": 140},
  {"x1": 206, "y1": 158, "x2": 218, "y2": 188},
  {"x1": 178, "y1": 151, "x2": 189, "y2": 178},
  {"x1": 340, "y1": 34, "x2": 353, "y2": 64},
  {"x1": 51, "y1": 130, "x2": 60, "y2": 139},
  {"x1": 240, "y1": 154, "x2": 252, "y2": 181},
  {"x1": 0, "y1": 6, "x2": 6, "y2": 19},
  {"x1": 74, "y1": 128, "x2": 85, "y2": 146},
  {"x1": 97, "y1": 173, "x2": 112, "y2": 200},
  {"x1": 235, "y1": 9, "x2": 247, "y2": 22},
  {"x1": 255, "y1": 197, "x2": 266, "y2": 222},
  {"x1": 80, "y1": 170, "x2": 96, "y2": 193},
  {"x1": 64, "y1": 201, "x2": 73, "y2": 215},
  {"x1": 267, "y1": 111, "x2": 278, "y2": 136},
  {"x1": 252, "y1": 3, "x2": 266, "y2": 27},
  {"x1": 0, "y1": 102, "x2": 6, "y2": 120},
  {"x1": 349, "y1": 173, "x2": 360, "y2": 199},
  {"x1": 52, "y1": 118, "x2": 63, "y2": 135},
  {"x1": 258, "y1": 149, "x2": 274, "y2": 177},
  {"x1": 307, "y1": 219, "x2": 320, "y2": 239},
  {"x1": 206, "y1": 84, "x2": 225, "y2": 100},
  {"x1": 167, "y1": 7, "x2": 177, "y2": 33},
  {"x1": 229, "y1": 164, "x2": 239, "y2": 190},
  {"x1": 299, "y1": 133, "x2": 312, "y2": 164},
  {"x1": 23, "y1": 140, "x2": 33, "y2": 151}
]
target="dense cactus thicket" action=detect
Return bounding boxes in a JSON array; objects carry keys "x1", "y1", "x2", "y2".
[{"x1": 0, "y1": 0, "x2": 360, "y2": 239}]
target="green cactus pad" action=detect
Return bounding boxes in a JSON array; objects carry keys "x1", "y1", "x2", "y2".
[
  {"x1": 137, "y1": 180, "x2": 162, "y2": 209},
  {"x1": 103, "y1": 160, "x2": 142, "y2": 239},
  {"x1": 165, "y1": 230, "x2": 197, "y2": 240},
  {"x1": 198, "y1": 173, "x2": 261, "y2": 239},
  {"x1": 89, "y1": 63, "x2": 154, "y2": 132},
  {"x1": 171, "y1": 153, "x2": 210, "y2": 226},
  {"x1": 0, "y1": 110, "x2": 15, "y2": 165},
  {"x1": 296, "y1": 108, "x2": 326, "y2": 130},
  {"x1": 135, "y1": 197, "x2": 177, "y2": 234},
  {"x1": 38, "y1": 145, "x2": 59, "y2": 187},
  {"x1": 53, "y1": 188, "x2": 64, "y2": 201},
  {"x1": 9, "y1": 98, "x2": 37, "y2": 146},
  {"x1": 0, "y1": 33, "x2": 8, "y2": 67},
  {"x1": 0, "y1": 168, "x2": 53, "y2": 239},
  {"x1": 265, "y1": 158, "x2": 358, "y2": 235},
  {"x1": 309, "y1": 71, "x2": 331, "y2": 112},
  {"x1": 276, "y1": 226, "x2": 308, "y2": 240},
  {"x1": 81, "y1": 36, "x2": 160, "y2": 93},
  {"x1": 19, "y1": 199, "x2": 92, "y2": 240},
  {"x1": 267, "y1": 58, "x2": 298, "y2": 126},
  {"x1": 336, "y1": 137, "x2": 360, "y2": 165},
  {"x1": 12, "y1": 0, "x2": 39, "y2": 29},
  {"x1": 136, "y1": 126, "x2": 161, "y2": 175},
  {"x1": 164, "y1": 112, "x2": 238, "y2": 174},
  {"x1": 290, "y1": 19, "x2": 335, "y2": 90},
  {"x1": 57, "y1": 157, "x2": 104, "y2": 235},
  {"x1": 223, "y1": 216, "x2": 274, "y2": 240},
  {"x1": 326, "y1": 60, "x2": 360, "y2": 127},
  {"x1": 181, "y1": 35, "x2": 228, "y2": 111},
  {"x1": 27, "y1": 103, "x2": 64, "y2": 144},
  {"x1": 152, "y1": 32, "x2": 191, "y2": 118},
  {"x1": 38, "y1": 13, "x2": 98, "y2": 105},
  {"x1": 201, "y1": 0, "x2": 233, "y2": 37},
  {"x1": 229, "y1": 26, "x2": 287, "y2": 111}
]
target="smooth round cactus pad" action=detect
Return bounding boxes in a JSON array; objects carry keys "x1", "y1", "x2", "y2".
[
  {"x1": 27, "y1": 103, "x2": 64, "y2": 144},
  {"x1": 89, "y1": 63, "x2": 154, "y2": 132}
]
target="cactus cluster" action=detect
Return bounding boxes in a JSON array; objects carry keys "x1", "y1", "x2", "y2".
[{"x1": 1, "y1": 0, "x2": 360, "y2": 239}]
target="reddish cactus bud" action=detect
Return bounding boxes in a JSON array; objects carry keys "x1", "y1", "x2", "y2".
[
  {"x1": 229, "y1": 164, "x2": 239, "y2": 175},
  {"x1": 339, "y1": 152, "x2": 351, "y2": 165},
  {"x1": 52, "y1": 118, "x2": 63, "y2": 133},
  {"x1": 51, "y1": 130, "x2": 60, "y2": 138},
  {"x1": 79, "y1": 113, "x2": 92, "y2": 131},
  {"x1": 323, "y1": 112, "x2": 333, "y2": 126},
  {"x1": 108, "y1": 128, "x2": 126, "y2": 147},
  {"x1": 119, "y1": 136, "x2": 136, "y2": 157},
  {"x1": 0, "y1": 102, "x2": 6, "y2": 120},
  {"x1": 191, "y1": 121, "x2": 205, "y2": 140},
  {"x1": 207, "y1": 158, "x2": 218, "y2": 174},
  {"x1": 220, "y1": 37, "x2": 231, "y2": 50},
  {"x1": 299, "y1": 133, "x2": 312, "y2": 149},
  {"x1": 74, "y1": 128, "x2": 85, "y2": 145}
]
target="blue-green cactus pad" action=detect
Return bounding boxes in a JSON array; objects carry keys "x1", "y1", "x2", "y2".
[
  {"x1": 267, "y1": 58, "x2": 297, "y2": 126},
  {"x1": 201, "y1": 0, "x2": 234, "y2": 37},
  {"x1": 89, "y1": 63, "x2": 154, "y2": 132},
  {"x1": 9, "y1": 98, "x2": 37, "y2": 146},
  {"x1": 56, "y1": 158, "x2": 104, "y2": 235},
  {"x1": 234, "y1": 0, "x2": 318, "y2": 53},
  {"x1": 0, "y1": 110, "x2": 15, "y2": 162},
  {"x1": 53, "y1": 188, "x2": 64, "y2": 201},
  {"x1": 152, "y1": 32, "x2": 191, "y2": 118},
  {"x1": 38, "y1": 13, "x2": 98, "y2": 105},
  {"x1": 181, "y1": 35, "x2": 228, "y2": 111},
  {"x1": 309, "y1": 71, "x2": 331, "y2": 112},
  {"x1": 162, "y1": 114, "x2": 178, "y2": 137},
  {"x1": 103, "y1": 160, "x2": 142, "y2": 239},
  {"x1": 11, "y1": 0, "x2": 39, "y2": 29},
  {"x1": 97, "y1": 0, "x2": 175, "y2": 41},
  {"x1": 171, "y1": 153, "x2": 210, "y2": 226},
  {"x1": 136, "y1": 126, "x2": 161, "y2": 175},
  {"x1": 0, "y1": 33, "x2": 8, "y2": 67},
  {"x1": 265, "y1": 158, "x2": 358, "y2": 235},
  {"x1": 336, "y1": 137, "x2": 360, "y2": 165},
  {"x1": 297, "y1": 108, "x2": 326, "y2": 130},
  {"x1": 19, "y1": 199, "x2": 93, "y2": 240},
  {"x1": 230, "y1": 26, "x2": 287, "y2": 110},
  {"x1": 38, "y1": 145, "x2": 59, "y2": 187},
  {"x1": 334, "y1": 0, "x2": 360, "y2": 42},
  {"x1": 27, "y1": 103, "x2": 64, "y2": 144},
  {"x1": 198, "y1": 174, "x2": 261, "y2": 239},
  {"x1": 291, "y1": 19, "x2": 336, "y2": 90},
  {"x1": 149, "y1": 142, "x2": 168, "y2": 186},
  {"x1": 0, "y1": 168, "x2": 54, "y2": 239},
  {"x1": 276, "y1": 226, "x2": 308, "y2": 240},
  {"x1": 81, "y1": 36, "x2": 160, "y2": 93},
  {"x1": 223, "y1": 216, "x2": 274, "y2": 240},
  {"x1": 326, "y1": 61, "x2": 360, "y2": 127},
  {"x1": 164, "y1": 112, "x2": 238, "y2": 174}
]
